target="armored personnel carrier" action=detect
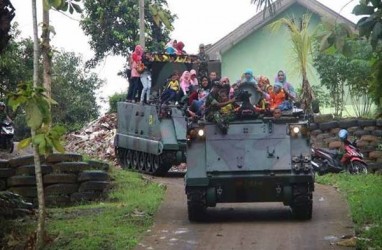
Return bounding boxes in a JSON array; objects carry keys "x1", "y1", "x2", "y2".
[
  {"x1": 185, "y1": 84, "x2": 314, "y2": 221},
  {"x1": 114, "y1": 54, "x2": 199, "y2": 175}
]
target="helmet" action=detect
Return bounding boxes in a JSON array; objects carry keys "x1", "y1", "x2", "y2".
[
  {"x1": 338, "y1": 129, "x2": 348, "y2": 141},
  {"x1": 0, "y1": 102, "x2": 5, "y2": 107}
]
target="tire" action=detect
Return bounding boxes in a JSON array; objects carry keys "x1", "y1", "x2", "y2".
[
  {"x1": 79, "y1": 181, "x2": 110, "y2": 192},
  {"x1": 70, "y1": 192, "x2": 103, "y2": 202},
  {"x1": 52, "y1": 162, "x2": 91, "y2": 173},
  {"x1": 45, "y1": 184, "x2": 79, "y2": 195},
  {"x1": 16, "y1": 164, "x2": 53, "y2": 176},
  {"x1": 0, "y1": 159, "x2": 9, "y2": 168},
  {"x1": 372, "y1": 130, "x2": 382, "y2": 137},
  {"x1": 376, "y1": 119, "x2": 382, "y2": 127},
  {"x1": 367, "y1": 162, "x2": 382, "y2": 173},
  {"x1": 358, "y1": 119, "x2": 376, "y2": 127},
  {"x1": 319, "y1": 121, "x2": 338, "y2": 131},
  {"x1": 0, "y1": 179, "x2": 6, "y2": 190},
  {"x1": 78, "y1": 171, "x2": 109, "y2": 182},
  {"x1": 338, "y1": 119, "x2": 358, "y2": 129},
  {"x1": 43, "y1": 173, "x2": 77, "y2": 184},
  {"x1": 8, "y1": 186, "x2": 37, "y2": 198},
  {"x1": 87, "y1": 160, "x2": 109, "y2": 171},
  {"x1": 353, "y1": 130, "x2": 369, "y2": 137},
  {"x1": 8, "y1": 155, "x2": 35, "y2": 168},
  {"x1": 0, "y1": 168, "x2": 15, "y2": 178},
  {"x1": 187, "y1": 188, "x2": 207, "y2": 222},
  {"x1": 291, "y1": 198, "x2": 312, "y2": 220},
  {"x1": 291, "y1": 185, "x2": 312, "y2": 220},
  {"x1": 45, "y1": 195, "x2": 71, "y2": 207},
  {"x1": 349, "y1": 161, "x2": 368, "y2": 174},
  {"x1": 7, "y1": 176, "x2": 36, "y2": 187},
  {"x1": 45, "y1": 153, "x2": 83, "y2": 163},
  {"x1": 309, "y1": 123, "x2": 318, "y2": 131}
]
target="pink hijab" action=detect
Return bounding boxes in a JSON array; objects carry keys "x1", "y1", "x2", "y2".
[
  {"x1": 132, "y1": 45, "x2": 144, "y2": 62},
  {"x1": 180, "y1": 71, "x2": 191, "y2": 94},
  {"x1": 190, "y1": 69, "x2": 198, "y2": 86}
]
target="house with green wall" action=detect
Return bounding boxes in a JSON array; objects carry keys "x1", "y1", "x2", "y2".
[{"x1": 205, "y1": 0, "x2": 355, "y2": 89}]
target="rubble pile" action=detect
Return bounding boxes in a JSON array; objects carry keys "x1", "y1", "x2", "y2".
[{"x1": 65, "y1": 113, "x2": 117, "y2": 164}]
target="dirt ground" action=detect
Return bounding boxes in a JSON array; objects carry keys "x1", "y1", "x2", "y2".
[{"x1": 135, "y1": 176, "x2": 354, "y2": 250}]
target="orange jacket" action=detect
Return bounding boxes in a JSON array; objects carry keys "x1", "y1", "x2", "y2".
[{"x1": 270, "y1": 90, "x2": 286, "y2": 109}]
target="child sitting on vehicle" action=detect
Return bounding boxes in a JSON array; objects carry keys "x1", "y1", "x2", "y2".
[{"x1": 161, "y1": 73, "x2": 180, "y2": 104}]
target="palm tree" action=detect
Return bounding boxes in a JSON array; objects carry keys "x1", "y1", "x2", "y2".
[
  {"x1": 269, "y1": 14, "x2": 315, "y2": 112},
  {"x1": 250, "y1": 0, "x2": 279, "y2": 17}
]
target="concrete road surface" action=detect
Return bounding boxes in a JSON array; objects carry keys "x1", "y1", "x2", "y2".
[{"x1": 135, "y1": 176, "x2": 354, "y2": 250}]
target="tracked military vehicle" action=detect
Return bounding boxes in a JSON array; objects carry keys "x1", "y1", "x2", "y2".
[
  {"x1": 114, "y1": 54, "x2": 202, "y2": 175},
  {"x1": 185, "y1": 83, "x2": 314, "y2": 221}
]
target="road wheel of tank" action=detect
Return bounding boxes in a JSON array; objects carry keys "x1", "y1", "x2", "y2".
[
  {"x1": 116, "y1": 147, "x2": 124, "y2": 167},
  {"x1": 151, "y1": 155, "x2": 162, "y2": 175},
  {"x1": 132, "y1": 151, "x2": 139, "y2": 170},
  {"x1": 291, "y1": 186, "x2": 312, "y2": 220},
  {"x1": 137, "y1": 152, "x2": 146, "y2": 172},
  {"x1": 125, "y1": 149, "x2": 133, "y2": 169},
  {"x1": 145, "y1": 154, "x2": 153, "y2": 173},
  {"x1": 187, "y1": 188, "x2": 207, "y2": 222}
]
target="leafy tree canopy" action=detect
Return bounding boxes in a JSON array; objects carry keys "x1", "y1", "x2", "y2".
[
  {"x1": 81, "y1": 0, "x2": 176, "y2": 68},
  {"x1": 353, "y1": 0, "x2": 382, "y2": 49},
  {"x1": 51, "y1": 50, "x2": 103, "y2": 131}
]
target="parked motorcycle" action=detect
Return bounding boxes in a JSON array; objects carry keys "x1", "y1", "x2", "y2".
[
  {"x1": 311, "y1": 140, "x2": 367, "y2": 175},
  {"x1": 0, "y1": 119, "x2": 14, "y2": 153}
]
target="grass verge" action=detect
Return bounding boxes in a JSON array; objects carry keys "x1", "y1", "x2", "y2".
[
  {"x1": 316, "y1": 173, "x2": 382, "y2": 249},
  {"x1": 1, "y1": 168, "x2": 166, "y2": 250}
]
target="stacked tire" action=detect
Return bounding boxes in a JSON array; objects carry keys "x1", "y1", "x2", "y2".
[{"x1": 1, "y1": 154, "x2": 111, "y2": 207}]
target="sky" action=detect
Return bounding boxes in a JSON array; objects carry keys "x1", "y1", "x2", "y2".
[{"x1": 10, "y1": 0, "x2": 359, "y2": 113}]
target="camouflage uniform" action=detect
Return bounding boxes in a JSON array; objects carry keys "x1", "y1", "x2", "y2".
[
  {"x1": 205, "y1": 92, "x2": 235, "y2": 134},
  {"x1": 197, "y1": 52, "x2": 209, "y2": 79}
]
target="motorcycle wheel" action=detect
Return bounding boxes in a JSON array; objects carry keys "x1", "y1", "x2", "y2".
[{"x1": 350, "y1": 161, "x2": 368, "y2": 174}]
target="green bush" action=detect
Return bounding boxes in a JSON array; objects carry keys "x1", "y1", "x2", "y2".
[
  {"x1": 317, "y1": 174, "x2": 382, "y2": 249},
  {"x1": 108, "y1": 92, "x2": 125, "y2": 113}
]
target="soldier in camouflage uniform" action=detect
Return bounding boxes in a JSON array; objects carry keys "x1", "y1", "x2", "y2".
[
  {"x1": 205, "y1": 84, "x2": 236, "y2": 134},
  {"x1": 197, "y1": 44, "x2": 209, "y2": 79}
]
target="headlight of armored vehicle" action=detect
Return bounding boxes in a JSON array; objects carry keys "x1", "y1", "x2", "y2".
[
  {"x1": 197, "y1": 129, "x2": 205, "y2": 137},
  {"x1": 287, "y1": 124, "x2": 309, "y2": 137}
]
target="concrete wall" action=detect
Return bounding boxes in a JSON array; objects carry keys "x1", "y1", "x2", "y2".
[{"x1": 221, "y1": 3, "x2": 321, "y2": 87}]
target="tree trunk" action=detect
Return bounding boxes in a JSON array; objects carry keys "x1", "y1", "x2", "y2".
[
  {"x1": 300, "y1": 73, "x2": 314, "y2": 113},
  {"x1": 32, "y1": 1, "x2": 46, "y2": 249},
  {"x1": 139, "y1": 0, "x2": 145, "y2": 48},
  {"x1": 42, "y1": 8, "x2": 52, "y2": 106}
]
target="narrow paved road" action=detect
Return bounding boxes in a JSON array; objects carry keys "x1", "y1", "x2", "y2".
[{"x1": 135, "y1": 176, "x2": 354, "y2": 250}]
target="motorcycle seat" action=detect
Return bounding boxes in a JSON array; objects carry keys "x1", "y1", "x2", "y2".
[{"x1": 319, "y1": 148, "x2": 338, "y2": 156}]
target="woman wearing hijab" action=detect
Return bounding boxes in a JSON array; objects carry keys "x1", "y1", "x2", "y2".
[
  {"x1": 180, "y1": 71, "x2": 191, "y2": 95},
  {"x1": 190, "y1": 69, "x2": 198, "y2": 86},
  {"x1": 176, "y1": 41, "x2": 186, "y2": 55},
  {"x1": 126, "y1": 45, "x2": 144, "y2": 102},
  {"x1": 275, "y1": 70, "x2": 296, "y2": 100},
  {"x1": 241, "y1": 69, "x2": 257, "y2": 84}
]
